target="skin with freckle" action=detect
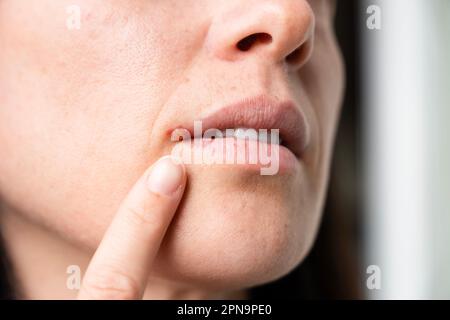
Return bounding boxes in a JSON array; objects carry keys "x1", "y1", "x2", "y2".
[{"x1": 0, "y1": 0, "x2": 343, "y2": 294}]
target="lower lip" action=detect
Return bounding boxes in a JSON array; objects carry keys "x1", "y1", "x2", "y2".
[{"x1": 171, "y1": 137, "x2": 299, "y2": 175}]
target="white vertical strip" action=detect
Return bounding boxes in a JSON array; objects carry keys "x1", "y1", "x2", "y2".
[{"x1": 362, "y1": 0, "x2": 430, "y2": 299}]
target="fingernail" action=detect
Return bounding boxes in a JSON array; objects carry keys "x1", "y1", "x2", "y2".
[{"x1": 147, "y1": 156, "x2": 185, "y2": 196}]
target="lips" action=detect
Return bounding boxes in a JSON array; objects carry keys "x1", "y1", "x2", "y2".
[{"x1": 176, "y1": 95, "x2": 309, "y2": 158}]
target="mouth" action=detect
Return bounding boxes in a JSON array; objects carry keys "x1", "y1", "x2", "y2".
[
  {"x1": 181, "y1": 95, "x2": 310, "y2": 159},
  {"x1": 167, "y1": 95, "x2": 310, "y2": 174}
]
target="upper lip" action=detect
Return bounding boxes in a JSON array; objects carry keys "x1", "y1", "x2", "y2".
[{"x1": 173, "y1": 95, "x2": 309, "y2": 158}]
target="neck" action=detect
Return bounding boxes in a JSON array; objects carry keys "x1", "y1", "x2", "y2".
[{"x1": 0, "y1": 207, "x2": 246, "y2": 300}]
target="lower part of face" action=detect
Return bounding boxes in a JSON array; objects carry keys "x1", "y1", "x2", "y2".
[{"x1": 0, "y1": 0, "x2": 343, "y2": 290}]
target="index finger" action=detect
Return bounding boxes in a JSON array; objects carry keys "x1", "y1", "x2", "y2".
[{"x1": 78, "y1": 156, "x2": 186, "y2": 300}]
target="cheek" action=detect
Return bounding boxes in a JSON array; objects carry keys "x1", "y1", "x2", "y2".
[
  {"x1": 311, "y1": 30, "x2": 345, "y2": 137},
  {"x1": 299, "y1": 26, "x2": 344, "y2": 168},
  {"x1": 0, "y1": 0, "x2": 208, "y2": 251},
  {"x1": 0, "y1": 2, "x2": 175, "y2": 244}
]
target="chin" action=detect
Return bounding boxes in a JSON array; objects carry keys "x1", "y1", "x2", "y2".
[{"x1": 151, "y1": 163, "x2": 322, "y2": 290}]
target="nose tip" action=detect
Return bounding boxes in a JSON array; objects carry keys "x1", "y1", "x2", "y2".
[{"x1": 206, "y1": 0, "x2": 315, "y2": 70}]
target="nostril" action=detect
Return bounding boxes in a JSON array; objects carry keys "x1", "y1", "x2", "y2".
[{"x1": 236, "y1": 33, "x2": 273, "y2": 52}]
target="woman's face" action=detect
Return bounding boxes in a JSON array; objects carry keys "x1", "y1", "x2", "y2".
[{"x1": 0, "y1": 0, "x2": 343, "y2": 290}]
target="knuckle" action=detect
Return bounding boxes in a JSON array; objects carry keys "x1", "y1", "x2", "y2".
[
  {"x1": 82, "y1": 268, "x2": 140, "y2": 300},
  {"x1": 127, "y1": 204, "x2": 155, "y2": 225},
  {"x1": 126, "y1": 204, "x2": 165, "y2": 231}
]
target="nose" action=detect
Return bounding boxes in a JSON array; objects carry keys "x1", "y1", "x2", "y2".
[{"x1": 206, "y1": 0, "x2": 315, "y2": 71}]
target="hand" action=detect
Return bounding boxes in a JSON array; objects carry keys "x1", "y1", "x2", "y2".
[{"x1": 77, "y1": 156, "x2": 186, "y2": 299}]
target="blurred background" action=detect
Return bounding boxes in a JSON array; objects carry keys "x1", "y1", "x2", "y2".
[
  {"x1": 361, "y1": 0, "x2": 450, "y2": 299},
  {"x1": 333, "y1": 0, "x2": 450, "y2": 299}
]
